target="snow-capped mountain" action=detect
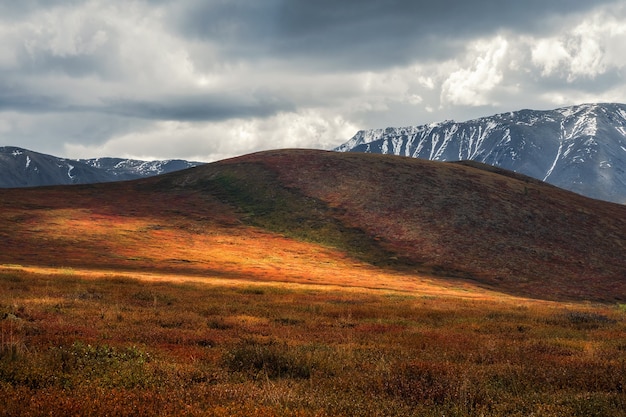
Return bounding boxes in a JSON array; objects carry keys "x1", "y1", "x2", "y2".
[
  {"x1": 0, "y1": 146, "x2": 202, "y2": 188},
  {"x1": 78, "y1": 157, "x2": 201, "y2": 181},
  {"x1": 335, "y1": 103, "x2": 626, "y2": 204}
]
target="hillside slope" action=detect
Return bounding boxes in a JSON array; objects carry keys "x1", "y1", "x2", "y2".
[
  {"x1": 1, "y1": 149, "x2": 625, "y2": 301},
  {"x1": 336, "y1": 103, "x2": 626, "y2": 204}
]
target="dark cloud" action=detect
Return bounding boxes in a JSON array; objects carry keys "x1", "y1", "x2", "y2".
[
  {"x1": 173, "y1": 0, "x2": 616, "y2": 70},
  {"x1": 276, "y1": 0, "x2": 601, "y2": 33},
  {"x1": 101, "y1": 93, "x2": 295, "y2": 122},
  {"x1": 526, "y1": 69, "x2": 626, "y2": 98},
  {"x1": 0, "y1": 81, "x2": 293, "y2": 122},
  {"x1": 0, "y1": 82, "x2": 67, "y2": 113},
  {"x1": 0, "y1": 0, "x2": 83, "y2": 19},
  {"x1": 0, "y1": 94, "x2": 61, "y2": 113},
  {"x1": 18, "y1": 52, "x2": 116, "y2": 79},
  {"x1": 275, "y1": 0, "x2": 616, "y2": 67},
  {"x1": 0, "y1": 0, "x2": 624, "y2": 161}
]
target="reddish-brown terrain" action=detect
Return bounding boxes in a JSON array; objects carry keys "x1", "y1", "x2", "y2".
[
  {"x1": 2, "y1": 149, "x2": 626, "y2": 416},
  {"x1": 1, "y1": 149, "x2": 624, "y2": 301}
]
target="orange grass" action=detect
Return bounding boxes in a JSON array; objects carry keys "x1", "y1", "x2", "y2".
[
  {"x1": 0, "y1": 188, "x2": 503, "y2": 298},
  {"x1": 1, "y1": 266, "x2": 625, "y2": 416}
]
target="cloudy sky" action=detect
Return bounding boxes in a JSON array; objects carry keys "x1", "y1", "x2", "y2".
[{"x1": 0, "y1": 0, "x2": 625, "y2": 161}]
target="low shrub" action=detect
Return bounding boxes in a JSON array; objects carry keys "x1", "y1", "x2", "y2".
[
  {"x1": 223, "y1": 339, "x2": 318, "y2": 380},
  {"x1": 564, "y1": 311, "x2": 616, "y2": 329},
  {"x1": 0, "y1": 342, "x2": 154, "y2": 390}
]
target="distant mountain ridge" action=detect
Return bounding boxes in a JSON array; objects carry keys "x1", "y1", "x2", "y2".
[
  {"x1": 0, "y1": 146, "x2": 203, "y2": 188},
  {"x1": 335, "y1": 103, "x2": 626, "y2": 204}
]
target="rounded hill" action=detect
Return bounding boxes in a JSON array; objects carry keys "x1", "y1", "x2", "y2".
[{"x1": 153, "y1": 149, "x2": 626, "y2": 301}]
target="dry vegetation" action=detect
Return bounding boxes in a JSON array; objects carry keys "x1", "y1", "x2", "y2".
[
  {"x1": 1, "y1": 149, "x2": 625, "y2": 415},
  {"x1": 1, "y1": 266, "x2": 626, "y2": 416}
]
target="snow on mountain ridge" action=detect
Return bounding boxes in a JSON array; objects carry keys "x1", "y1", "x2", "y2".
[
  {"x1": 335, "y1": 103, "x2": 626, "y2": 204},
  {"x1": 0, "y1": 146, "x2": 203, "y2": 188}
]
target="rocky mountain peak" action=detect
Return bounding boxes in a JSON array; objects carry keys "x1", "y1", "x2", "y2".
[{"x1": 335, "y1": 103, "x2": 626, "y2": 204}]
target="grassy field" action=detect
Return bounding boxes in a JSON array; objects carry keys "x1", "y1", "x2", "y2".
[
  {"x1": 1, "y1": 150, "x2": 625, "y2": 415},
  {"x1": 1, "y1": 265, "x2": 625, "y2": 417}
]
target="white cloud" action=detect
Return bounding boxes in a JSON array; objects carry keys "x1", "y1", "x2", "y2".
[
  {"x1": 418, "y1": 76, "x2": 435, "y2": 90},
  {"x1": 15, "y1": 1, "x2": 220, "y2": 95},
  {"x1": 440, "y1": 37, "x2": 509, "y2": 106},
  {"x1": 405, "y1": 94, "x2": 423, "y2": 105},
  {"x1": 530, "y1": 30, "x2": 606, "y2": 82},
  {"x1": 568, "y1": 35, "x2": 605, "y2": 81},
  {"x1": 63, "y1": 110, "x2": 358, "y2": 161},
  {"x1": 0, "y1": 117, "x2": 12, "y2": 134},
  {"x1": 0, "y1": 24, "x2": 20, "y2": 69},
  {"x1": 531, "y1": 39, "x2": 570, "y2": 77},
  {"x1": 23, "y1": 10, "x2": 108, "y2": 57},
  {"x1": 530, "y1": 7, "x2": 626, "y2": 82}
]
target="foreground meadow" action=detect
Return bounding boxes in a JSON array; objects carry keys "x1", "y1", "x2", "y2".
[{"x1": 1, "y1": 266, "x2": 625, "y2": 417}]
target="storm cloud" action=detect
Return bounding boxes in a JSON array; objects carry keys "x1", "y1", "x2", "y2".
[{"x1": 0, "y1": 0, "x2": 625, "y2": 161}]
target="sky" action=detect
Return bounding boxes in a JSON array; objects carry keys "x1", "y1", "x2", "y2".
[{"x1": 0, "y1": 0, "x2": 625, "y2": 162}]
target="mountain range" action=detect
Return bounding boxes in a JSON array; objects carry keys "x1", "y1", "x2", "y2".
[
  {"x1": 336, "y1": 103, "x2": 626, "y2": 204},
  {"x1": 0, "y1": 146, "x2": 202, "y2": 188},
  {"x1": 3, "y1": 103, "x2": 626, "y2": 204},
  {"x1": 1, "y1": 149, "x2": 624, "y2": 302}
]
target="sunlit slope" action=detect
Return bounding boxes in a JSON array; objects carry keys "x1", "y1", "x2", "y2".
[
  {"x1": 157, "y1": 149, "x2": 626, "y2": 300},
  {"x1": 1, "y1": 149, "x2": 625, "y2": 301}
]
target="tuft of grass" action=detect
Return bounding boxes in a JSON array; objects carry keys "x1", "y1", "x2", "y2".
[
  {"x1": 0, "y1": 322, "x2": 26, "y2": 361},
  {"x1": 550, "y1": 310, "x2": 618, "y2": 330},
  {"x1": 223, "y1": 338, "x2": 315, "y2": 380}
]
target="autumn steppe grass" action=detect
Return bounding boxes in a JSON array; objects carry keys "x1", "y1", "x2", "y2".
[
  {"x1": 1, "y1": 266, "x2": 625, "y2": 417},
  {"x1": 2, "y1": 150, "x2": 626, "y2": 416}
]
